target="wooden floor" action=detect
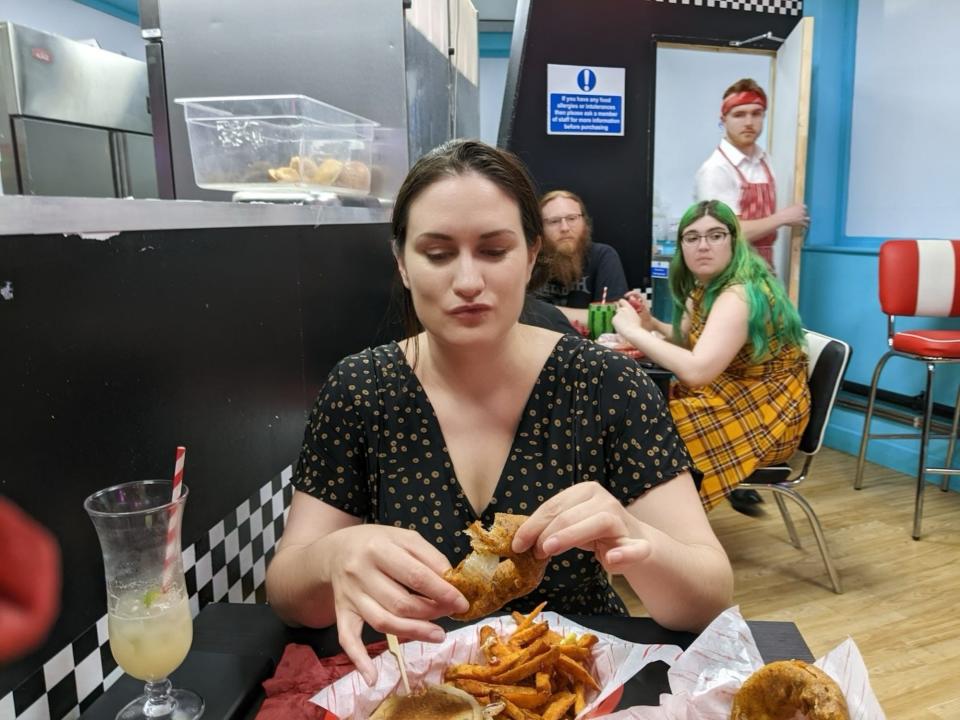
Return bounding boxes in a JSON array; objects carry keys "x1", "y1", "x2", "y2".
[{"x1": 613, "y1": 447, "x2": 960, "y2": 719}]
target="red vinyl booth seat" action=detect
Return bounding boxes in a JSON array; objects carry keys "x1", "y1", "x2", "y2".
[{"x1": 891, "y1": 330, "x2": 960, "y2": 358}]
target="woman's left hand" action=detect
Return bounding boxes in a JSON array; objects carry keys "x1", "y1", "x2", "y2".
[{"x1": 511, "y1": 482, "x2": 652, "y2": 574}]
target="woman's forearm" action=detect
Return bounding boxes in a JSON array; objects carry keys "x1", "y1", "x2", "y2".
[
  {"x1": 648, "y1": 316, "x2": 674, "y2": 339},
  {"x1": 266, "y1": 535, "x2": 338, "y2": 628},
  {"x1": 621, "y1": 520, "x2": 734, "y2": 631},
  {"x1": 619, "y1": 325, "x2": 711, "y2": 387}
]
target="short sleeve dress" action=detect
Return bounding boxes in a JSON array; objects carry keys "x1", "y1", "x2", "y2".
[
  {"x1": 293, "y1": 333, "x2": 699, "y2": 616},
  {"x1": 669, "y1": 285, "x2": 811, "y2": 511}
]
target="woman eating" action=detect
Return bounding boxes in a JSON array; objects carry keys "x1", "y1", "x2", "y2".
[
  {"x1": 266, "y1": 142, "x2": 733, "y2": 684},
  {"x1": 613, "y1": 200, "x2": 811, "y2": 514}
]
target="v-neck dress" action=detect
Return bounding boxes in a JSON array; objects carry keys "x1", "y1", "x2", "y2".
[{"x1": 293, "y1": 333, "x2": 700, "y2": 616}]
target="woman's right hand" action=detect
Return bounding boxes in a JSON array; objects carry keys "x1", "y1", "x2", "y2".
[
  {"x1": 322, "y1": 524, "x2": 469, "y2": 685},
  {"x1": 623, "y1": 290, "x2": 656, "y2": 332}
]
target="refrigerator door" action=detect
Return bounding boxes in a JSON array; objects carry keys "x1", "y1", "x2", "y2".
[
  {"x1": 13, "y1": 117, "x2": 118, "y2": 198},
  {"x1": 122, "y1": 131, "x2": 161, "y2": 198}
]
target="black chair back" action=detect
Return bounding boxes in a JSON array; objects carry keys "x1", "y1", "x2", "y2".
[{"x1": 800, "y1": 331, "x2": 852, "y2": 455}]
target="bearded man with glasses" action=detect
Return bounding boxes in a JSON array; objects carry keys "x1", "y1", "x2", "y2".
[{"x1": 532, "y1": 189, "x2": 628, "y2": 328}]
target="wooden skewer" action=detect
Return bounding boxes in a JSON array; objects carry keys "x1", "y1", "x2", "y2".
[{"x1": 386, "y1": 633, "x2": 411, "y2": 695}]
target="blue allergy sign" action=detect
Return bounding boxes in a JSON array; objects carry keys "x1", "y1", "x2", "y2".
[{"x1": 547, "y1": 64, "x2": 625, "y2": 136}]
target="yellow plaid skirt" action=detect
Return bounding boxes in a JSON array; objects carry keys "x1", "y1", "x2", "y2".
[{"x1": 669, "y1": 289, "x2": 811, "y2": 511}]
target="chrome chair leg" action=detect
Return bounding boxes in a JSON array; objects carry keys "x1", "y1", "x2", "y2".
[
  {"x1": 941, "y1": 382, "x2": 960, "y2": 492},
  {"x1": 914, "y1": 363, "x2": 936, "y2": 540},
  {"x1": 767, "y1": 485, "x2": 842, "y2": 594},
  {"x1": 855, "y1": 351, "x2": 894, "y2": 490},
  {"x1": 773, "y1": 493, "x2": 801, "y2": 549}
]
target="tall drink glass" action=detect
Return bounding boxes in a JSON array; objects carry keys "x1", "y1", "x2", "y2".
[{"x1": 84, "y1": 481, "x2": 203, "y2": 720}]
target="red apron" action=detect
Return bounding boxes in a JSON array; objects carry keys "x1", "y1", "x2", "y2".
[{"x1": 718, "y1": 145, "x2": 777, "y2": 268}]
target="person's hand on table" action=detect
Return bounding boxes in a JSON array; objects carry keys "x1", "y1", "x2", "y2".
[
  {"x1": 511, "y1": 482, "x2": 651, "y2": 575},
  {"x1": 323, "y1": 525, "x2": 469, "y2": 685}
]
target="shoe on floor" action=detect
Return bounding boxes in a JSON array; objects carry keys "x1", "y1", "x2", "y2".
[{"x1": 729, "y1": 488, "x2": 766, "y2": 517}]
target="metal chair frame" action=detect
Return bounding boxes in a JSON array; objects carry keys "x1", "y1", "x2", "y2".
[
  {"x1": 853, "y1": 337, "x2": 960, "y2": 540},
  {"x1": 853, "y1": 239, "x2": 960, "y2": 539},
  {"x1": 738, "y1": 330, "x2": 851, "y2": 594}
]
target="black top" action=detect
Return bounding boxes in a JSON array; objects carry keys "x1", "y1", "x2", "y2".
[
  {"x1": 520, "y1": 294, "x2": 579, "y2": 334},
  {"x1": 293, "y1": 334, "x2": 699, "y2": 616},
  {"x1": 535, "y1": 242, "x2": 629, "y2": 308}
]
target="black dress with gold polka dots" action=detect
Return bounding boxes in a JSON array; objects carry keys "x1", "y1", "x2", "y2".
[{"x1": 293, "y1": 333, "x2": 700, "y2": 617}]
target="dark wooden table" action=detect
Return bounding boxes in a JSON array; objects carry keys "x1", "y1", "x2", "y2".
[
  {"x1": 638, "y1": 361, "x2": 672, "y2": 398},
  {"x1": 82, "y1": 603, "x2": 812, "y2": 719}
]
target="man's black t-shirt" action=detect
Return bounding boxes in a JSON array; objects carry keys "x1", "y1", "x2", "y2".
[{"x1": 535, "y1": 242, "x2": 629, "y2": 308}]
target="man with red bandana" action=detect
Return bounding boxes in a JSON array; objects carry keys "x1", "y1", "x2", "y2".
[{"x1": 694, "y1": 78, "x2": 808, "y2": 270}]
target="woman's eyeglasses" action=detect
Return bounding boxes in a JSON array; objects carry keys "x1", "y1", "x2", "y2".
[
  {"x1": 543, "y1": 213, "x2": 583, "y2": 228},
  {"x1": 680, "y1": 229, "x2": 731, "y2": 246}
]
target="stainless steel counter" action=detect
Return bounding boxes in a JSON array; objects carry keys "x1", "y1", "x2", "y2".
[{"x1": 0, "y1": 196, "x2": 391, "y2": 236}]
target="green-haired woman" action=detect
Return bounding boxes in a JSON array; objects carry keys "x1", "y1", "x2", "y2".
[{"x1": 613, "y1": 200, "x2": 810, "y2": 513}]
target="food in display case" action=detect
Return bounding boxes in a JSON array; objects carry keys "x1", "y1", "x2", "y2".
[
  {"x1": 175, "y1": 94, "x2": 378, "y2": 196},
  {"x1": 265, "y1": 156, "x2": 371, "y2": 191}
]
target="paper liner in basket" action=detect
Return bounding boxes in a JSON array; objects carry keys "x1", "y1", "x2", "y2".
[
  {"x1": 593, "y1": 606, "x2": 885, "y2": 720},
  {"x1": 310, "y1": 611, "x2": 683, "y2": 720}
]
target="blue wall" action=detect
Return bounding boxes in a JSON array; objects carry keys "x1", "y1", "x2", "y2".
[
  {"x1": 480, "y1": 32, "x2": 512, "y2": 58},
  {"x1": 73, "y1": 0, "x2": 138, "y2": 24},
  {"x1": 800, "y1": 0, "x2": 959, "y2": 487}
]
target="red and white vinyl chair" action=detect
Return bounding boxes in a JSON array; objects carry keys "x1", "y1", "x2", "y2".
[{"x1": 854, "y1": 239, "x2": 960, "y2": 539}]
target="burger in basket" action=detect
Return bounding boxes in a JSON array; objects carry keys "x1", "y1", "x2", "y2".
[{"x1": 369, "y1": 683, "x2": 494, "y2": 720}]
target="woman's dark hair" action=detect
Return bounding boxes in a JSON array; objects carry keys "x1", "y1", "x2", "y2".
[{"x1": 390, "y1": 139, "x2": 543, "y2": 341}]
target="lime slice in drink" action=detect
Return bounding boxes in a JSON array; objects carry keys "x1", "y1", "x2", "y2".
[{"x1": 142, "y1": 588, "x2": 161, "y2": 608}]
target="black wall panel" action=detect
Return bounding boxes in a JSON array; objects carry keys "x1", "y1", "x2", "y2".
[
  {"x1": 504, "y1": 0, "x2": 801, "y2": 290},
  {"x1": 0, "y1": 223, "x2": 397, "y2": 695}
]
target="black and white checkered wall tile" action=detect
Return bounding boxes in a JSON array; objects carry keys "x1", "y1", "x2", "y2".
[
  {"x1": 649, "y1": 0, "x2": 802, "y2": 15},
  {"x1": 1, "y1": 466, "x2": 294, "y2": 720},
  {"x1": 634, "y1": 286, "x2": 654, "y2": 305}
]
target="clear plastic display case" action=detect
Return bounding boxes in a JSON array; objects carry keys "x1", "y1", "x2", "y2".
[{"x1": 175, "y1": 95, "x2": 378, "y2": 198}]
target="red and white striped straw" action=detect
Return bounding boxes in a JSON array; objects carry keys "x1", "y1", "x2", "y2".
[
  {"x1": 601, "y1": 286, "x2": 609, "y2": 304},
  {"x1": 161, "y1": 446, "x2": 186, "y2": 593}
]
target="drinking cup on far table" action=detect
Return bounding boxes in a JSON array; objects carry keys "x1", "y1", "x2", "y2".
[{"x1": 587, "y1": 301, "x2": 617, "y2": 340}]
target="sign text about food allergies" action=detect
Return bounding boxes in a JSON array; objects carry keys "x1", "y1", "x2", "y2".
[
  {"x1": 546, "y1": 64, "x2": 625, "y2": 136},
  {"x1": 549, "y1": 94, "x2": 622, "y2": 134}
]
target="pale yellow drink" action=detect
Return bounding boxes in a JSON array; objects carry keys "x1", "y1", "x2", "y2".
[{"x1": 108, "y1": 586, "x2": 192, "y2": 682}]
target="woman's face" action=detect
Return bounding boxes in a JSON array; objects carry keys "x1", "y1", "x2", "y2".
[
  {"x1": 679, "y1": 214, "x2": 734, "y2": 282},
  {"x1": 397, "y1": 172, "x2": 539, "y2": 348}
]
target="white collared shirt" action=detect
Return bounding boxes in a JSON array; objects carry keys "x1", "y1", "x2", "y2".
[{"x1": 694, "y1": 137, "x2": 775, "y2": 214}]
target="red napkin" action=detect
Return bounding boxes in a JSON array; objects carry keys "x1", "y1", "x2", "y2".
[
  {"x1": 256, "y1": 640, "x2": 388, "y2": 720},
  {"x1": 0, "y1": 497, "x2": 60, "y2": 663}
]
